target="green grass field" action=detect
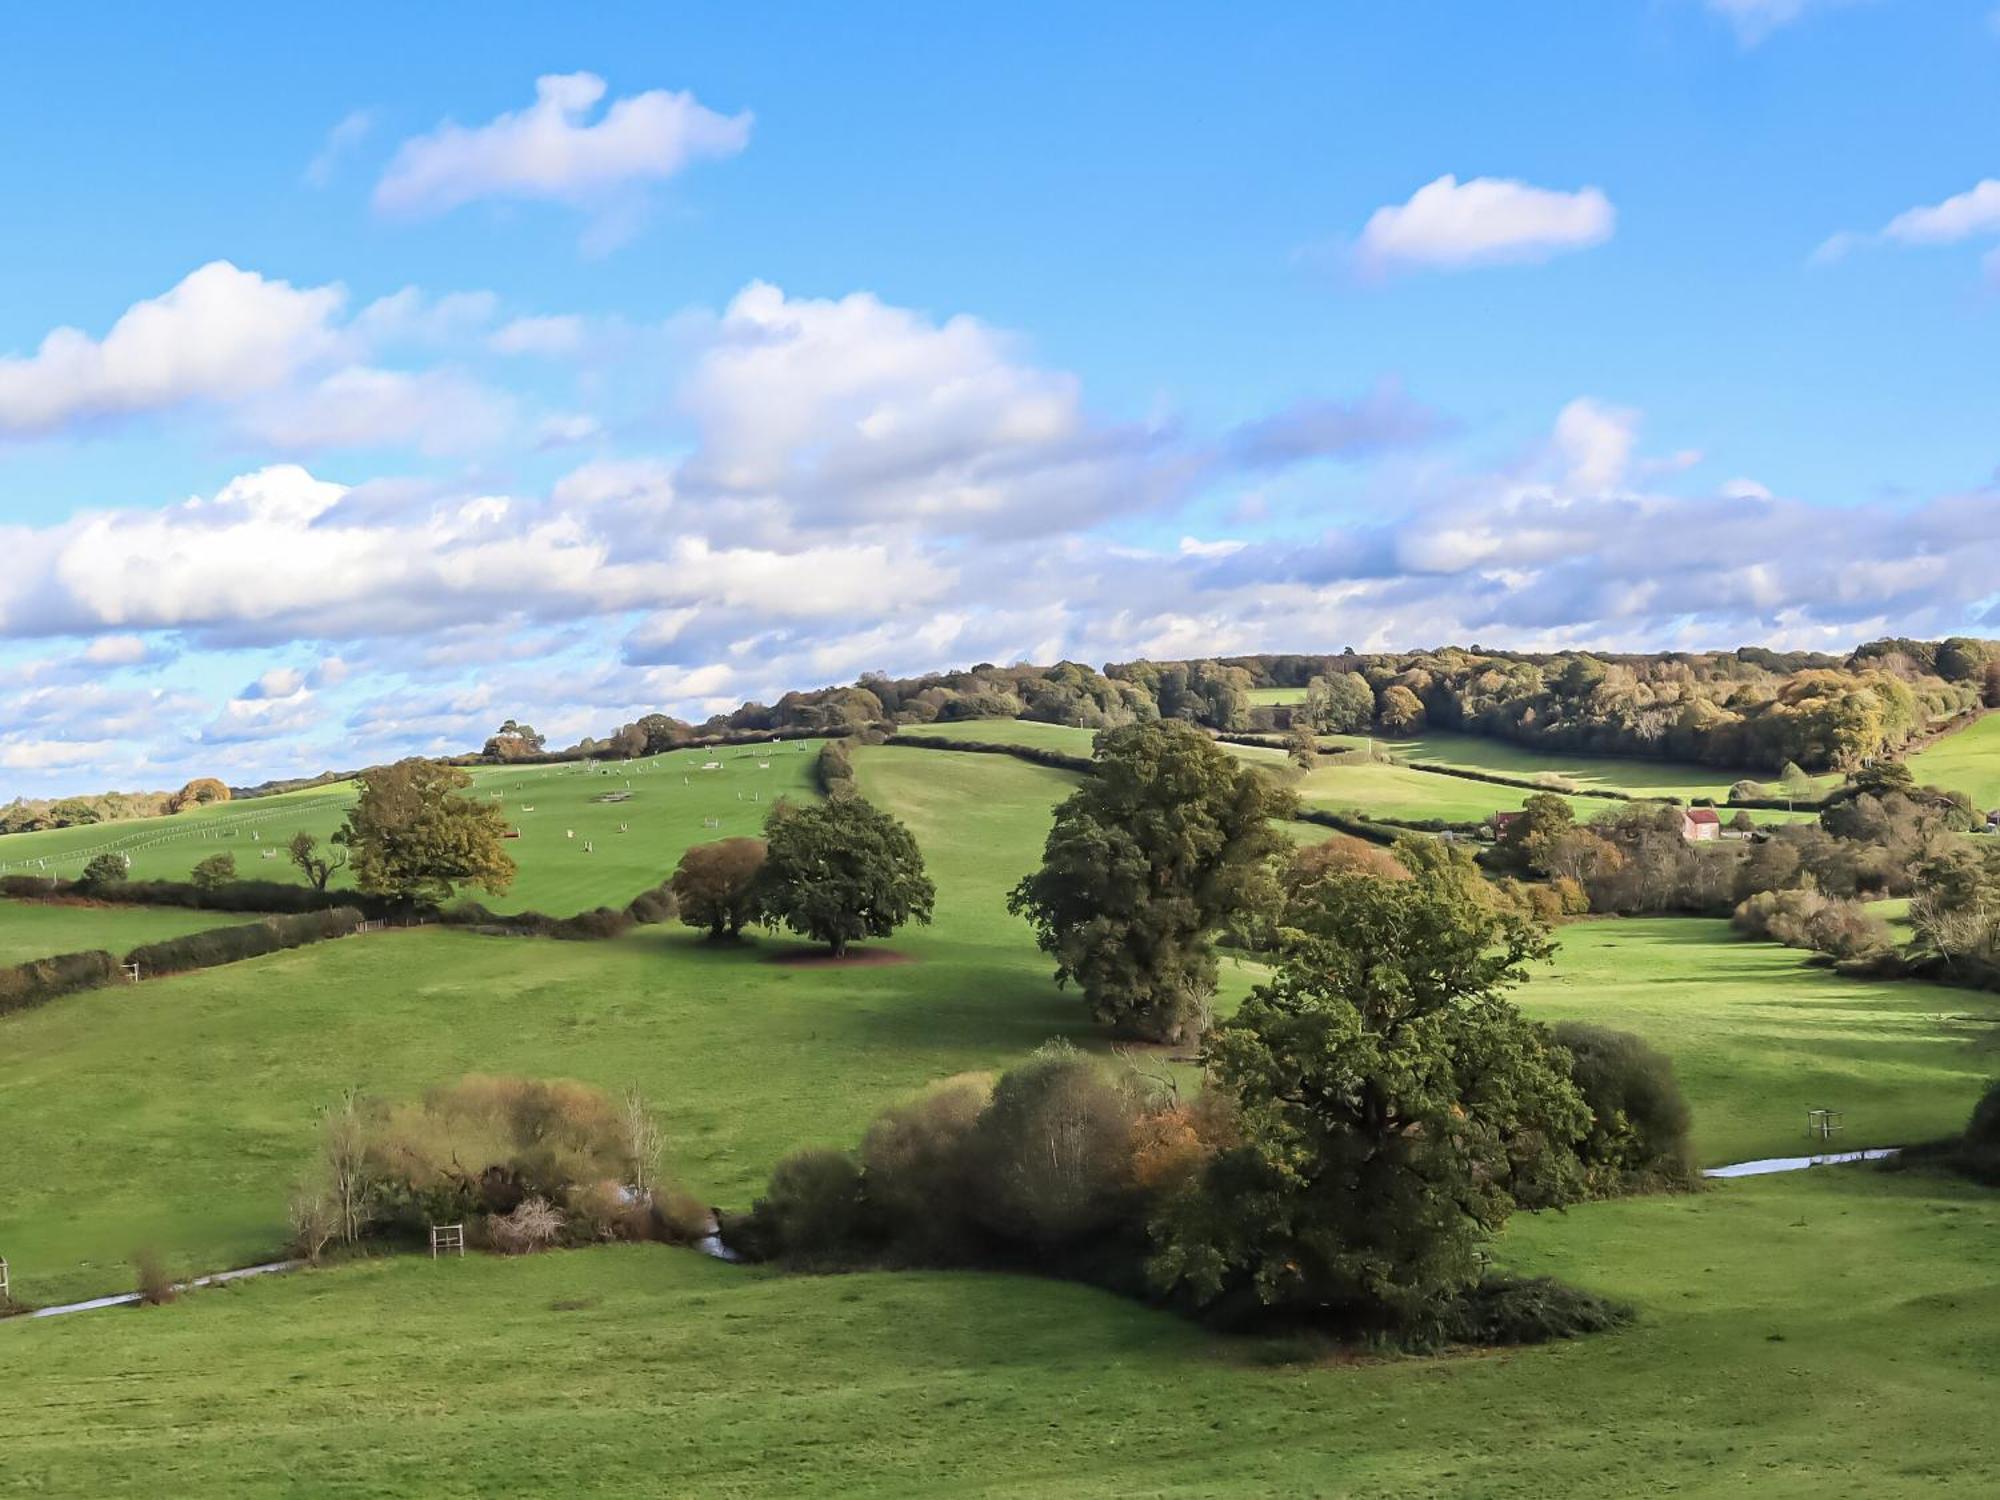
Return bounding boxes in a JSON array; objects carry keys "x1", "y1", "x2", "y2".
[
  {"x1": 0, "y1": 744, "x2": 827, "y2": 917},
  {"x1": 0, "y1": 899, "x2": 250, "y2": 964},
  {"x1": 1247, "y1": 684, "x2": 1308, "y2": 706},
  {"x1": 1905, "y1": 712, "x2": 2000, "y2": 811},
  {"x1": 2, "y1": 750, "x2": 1991, "y2": 1306},
  {"x1": 4, "y1": 741, "x2": 1997, "y2": 1495},
  {"x1": 3, "y1": 1168, "x2": 1994, "y2": 1498}
]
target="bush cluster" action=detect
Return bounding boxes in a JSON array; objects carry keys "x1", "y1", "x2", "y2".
[
  {"x1": 293, "y1": 1076, "x2": 704, "y2": 1258},
  {"x1": 815, "y1": 738, "x2": 857, "y2": 798},
  {"x1": 1731, "y1": 887, "x2": 1892, "y2": 960},
  {"x1": 439, "y1": 882, "x2": 676, "y2": 942},
  {"x1": 124, "y1": 907, "x2": 366, "y2": 978},
  {"x1": 0, "y1": 948, "x2": 119, "y2": 1016}
]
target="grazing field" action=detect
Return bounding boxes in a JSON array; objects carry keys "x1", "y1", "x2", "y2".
[
  {"x1": 1324, "y1": 728, "x2": 1835, "y2": 804},
  {"x1": 4, "y1": 1168, "x2": 1994, "y2": 1497},
  {"x1": 898, "y1": 718, "x2": 1100, "y2": 752},
  {"x1": 0, "y1": 744, "x2": 827, "y2": 917},
  {"x1": 899, "y1": 718, "x2": 1823, "y2": 826},
  {"x1": 1247, "y1": 684, "x2": 1308, "y2": 706},
  {"x1": 1904, "y1": 711, "x2": 2000, "y2": 811},
  {"x1": 2, "y1": 750, "x2": 1992, "y2": 1305},
  {"x1": 0, "y1": 899, "x2": 249, "y2": 964},
  {"x1": 1511, "y1": 919, "x2": 2000, "y2": 1165}
]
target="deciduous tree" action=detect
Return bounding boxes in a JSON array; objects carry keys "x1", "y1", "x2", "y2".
[
  {"x1": 336, "y1": 758, "x2": 515, "y2": 907},
  {"x1": 757, "y1": 797, "x2": 934, "y2": 957}
]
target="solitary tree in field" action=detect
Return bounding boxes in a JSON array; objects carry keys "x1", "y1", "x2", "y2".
[
  {"x1": 757, "y1": 798, "x2": 934, "y2": 957},
  {"x1": 336, "y1": 758, "x2": 515, "y2": 907},
  {"x1": 671, "y1": 837, "x2": 767, "y2": 938},
  {"x1": 1008, "y1": 720, "x2": 1294, "y2": 1044},
  {"x1": 287, "y1": 831, "x2": 347, "y2": 892},
  {"x1": 1148, "y1": 839, "x2": 1588, "y2": 1337},
  {"x1": 169, "y1": 777, "x2": 231, "y2": 813}
]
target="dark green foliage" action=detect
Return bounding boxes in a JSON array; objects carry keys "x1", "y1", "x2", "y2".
[
  {"x1": 815, "y1": 739, "x2": 857, "y2": 798},
  {"x1": 123, "y1": 907, "x2": 365, "y2": 977},
  {"x1": 0, "y1": 948, "x2": 119, "y2": 1016},
  {"x1": 857, "y1": 1076, "x2": 990, "y2": 1261},
  {"x1": 1148, "y1": 839, "x2": 1589, "y2": 1340},
  {"x1": 438, "y1": 902, "x2": 638, "y2": 941},
  {"x1": 757, "y1": 797, "x2": 934, "y2": 956},
  {"x1": 670, "y1": 838, "x2": 766, "y2": 938},
  {"x1": 1009, "y1": 721, "x2": 1295, "y2": 1043},
  {"x1": 1437, "y1": 1277, "x2": 1634, "y2": 1348},
  {"x1": 1957, "y1": 1080, "x2": 2000, "y2": 1185},
  {"x1": 734, "y1": 1149, "x2": 873, "y2": 1266},
  {"x1": 964, "y1": 1049, "x2": 1140, "y2": 1246},
  {"x1": 1548, "y1": 1023, "x2": 1697, "y2": 1197},
  {"x1": 190, "y1": 852, "x2": 237, "y2": 892},
  {"x1": 624, "y1": 884, "x2": 677, "y2": 925},
  {"x1": 80, "y1": 853, "x2": 129, "y2": 889}
]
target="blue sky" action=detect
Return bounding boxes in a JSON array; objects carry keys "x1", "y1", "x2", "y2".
[{"x1": 2, "y1": 0, "x2": 1998, "y2": 796}]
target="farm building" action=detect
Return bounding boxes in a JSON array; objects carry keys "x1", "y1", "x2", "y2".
[{"x1": 1681, "y1": 807, "x2": 1722, "y2": 842}]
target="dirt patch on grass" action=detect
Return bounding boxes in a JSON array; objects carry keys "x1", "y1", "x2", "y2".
[{"x1": 766, "y1": 946, "x2": 918, "y2": 969}]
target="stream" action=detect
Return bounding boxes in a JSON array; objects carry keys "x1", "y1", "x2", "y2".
[{"x1": 1702, "y1": 1147, "x2": 1900, "y2": 1179}]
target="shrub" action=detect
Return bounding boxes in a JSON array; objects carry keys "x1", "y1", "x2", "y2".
[
  {"x1": 965, "y1": 1046, "x2": 1141, "y2": 1247},
  {"x1": 190, "y1": 852, "x2": 238, "y2": 892},
  {"x1": 490, "y1": 1196, "x2": 566, "y2": 1254},
  {"x1": 133, "y1": 1247, "x2": 178, "y2": 1306},
  {"x1": 305, "y1": 1075, "x2": 691, "y2": 1254},
  {"x1": 80, "y1": 853, "x2": 129, "y2": 889},
  {"x1": 1439, "y1": 1276, "x2": 1633, "y2": 1348},
  {"x1": 123, "y1": 907, "x2": 364, "y2": 977},
  {"x1": 815, "y1": 738, "x2": 857, "y2": 798},
  {"x1": 0, "y1": 949, "x2": 119, "y2": 1016},
  {"x1": 1549, "y1": 1023, "x2": 1697, "y2": 1196},
  {"x1": 625, "y1": 883, "x2": 677, "y2": 925},
  {"x1": 1957, "y1": 1079, "x2": 2000, "y2": 1185},
  {"x1": 859, "y1": 1074, "x2": 992, "y2": 1257},
  {"x1": 1732, "y1": 888, "x2": 1891, "y2": 960},
  {"x1": 734, "y1": 1149, "x2": 872, "y2": 1266}
]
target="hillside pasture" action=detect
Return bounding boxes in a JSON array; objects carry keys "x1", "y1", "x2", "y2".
[
  {"x1": 3, "y1": 1169, "x2": 1994, "y2": 1497},
  {"x1": 1323, "y1": 728, "x2": 1834, "y2": 804},
  {"x1": 1904, "y1": 711, "x2": 2000, "y2": 811},
  {"x1": 0, "y1": 744, "x2": 828, "y2": 918},
  {"x1": 0, "y1": 899, "x2": 251, "y2": 965},
  {"x1": 2, "y1": 753, "x2": 1992, "y2": 1304},
  {"x1": 1247, "y1": 684, "x2": 1308, "y2": 706}
]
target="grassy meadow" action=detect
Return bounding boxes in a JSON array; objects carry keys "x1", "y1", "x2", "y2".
[
  {"x1": 3, "y1": 738, "x2": 1997, "y2": 1496},
  {"x1": 1904, "y1": 711, "x2": 2000, "y2": 811},
  {"x1": 0, "y1": 899, "x2": 250, "y2": 964},
  {"x1": 0, "y1": 743, "x2": 827, "y2": 917},
  {"x1": 3, "y1": 1168, "x2": 1994, "y2": 1497}
]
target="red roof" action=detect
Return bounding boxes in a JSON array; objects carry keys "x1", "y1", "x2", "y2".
[{"x1": 1684, "y1": 807, "x2": 1722, "y2": 825}]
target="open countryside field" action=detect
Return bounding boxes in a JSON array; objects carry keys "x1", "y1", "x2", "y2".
[
  {"x1": 3, "y1": 746, "x2": 1994, "y2": 1310},
  {"x1": 0, "y1": 743, "x2": 827, "y2": 916},
  {"x1": 0, "y1": 900, "x2": 250, "y2": 964},
  {"x1": 1904, "y1": 711, "x2": 2000, "y2": 811},
  {"x1": 1322, "y1": 727, "x2": 1836, "y2": 803},
  {"x1": 1247, "y1": 684, "x2": 1308, "y2": 706},
  {"x1": 3, "y1": 1169, "x2": 1995, "y2": 1497},
  {"x1": 902, "y1": 718, "x2": 1819, "y2": 825}
]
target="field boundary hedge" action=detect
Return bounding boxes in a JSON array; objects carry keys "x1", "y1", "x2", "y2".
[
  {"x1": 439, "y1": 881, "x2": 677, "y2": 942},
  {"x1": 0, "y1": 872, "x2": 406, "y2": 918},
  {"x1": 123, "y1": 908, "x2": 367, "y2": 978},
  {"x1": 0, "y1": 948, "x2": 120, "y2": 1017}
]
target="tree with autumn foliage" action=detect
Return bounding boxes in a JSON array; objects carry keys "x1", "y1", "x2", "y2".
[{"x1": 336, "y1": 758, "x2": 515, "y2": 908}]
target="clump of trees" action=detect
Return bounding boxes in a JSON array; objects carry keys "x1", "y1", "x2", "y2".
[
  {"x1": 739, "y1": 842, "x2": 1679, "y2": 1348},
  {"x1": 336, "y1": 758, "x2": 516, "y2": 908},
  {"x1": 289, "y1": 1077, "x2": 705, "y2": 1261},
  {"x1": 757, "y1": 797, "x2": 934, "y2": 956},
  {"x1": 1009, "y1": 721, "x2": 1295, "y2": 1044},
  {"x1": 670, "y1": 838, "x2": 767, "y2": 939}
]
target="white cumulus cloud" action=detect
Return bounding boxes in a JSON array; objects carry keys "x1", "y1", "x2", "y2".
[
  {"x1": 1354, "y1": 175, "x2": 1614, "y2": 275},
  {"x1": 0, "y1": 262, "x2": 344, "y2": 435},
  {"x1": 374, "y1": 72, "x2": 751, "y2": 217}
]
